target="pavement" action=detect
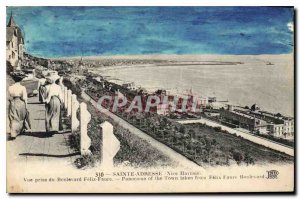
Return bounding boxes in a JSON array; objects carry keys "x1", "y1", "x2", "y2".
[{"x1": 7, "y1": 95, "x2": 80, "y2": 168}]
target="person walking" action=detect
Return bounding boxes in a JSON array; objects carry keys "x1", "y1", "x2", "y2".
[
  {"x1": 38, "y1": 76, "x2": 47, "y2": 103},
  {"x1": 8, "y1": 80, "x2": 31, "y2": 139},
  {"x1": 44, "y1": 75, "x2": 63, "y2": 134}
]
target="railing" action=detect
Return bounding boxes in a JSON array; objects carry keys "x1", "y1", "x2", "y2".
[{"x1": 60, "y1": 79, "x2": 120, "y2": 168}]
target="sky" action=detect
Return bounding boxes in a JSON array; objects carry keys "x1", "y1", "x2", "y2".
[{"x1": 6, "y1": 6, "x2": 294, "y2": 58}]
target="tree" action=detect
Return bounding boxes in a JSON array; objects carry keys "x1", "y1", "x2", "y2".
[
  {"x1": 213, "y1": 126, "x2": 222, "y2": 132},
  {"x1": 188, "y1": 129, "x2": 196, "y2": 139},
  {"x1": 244, "y1": 152, "x2": 255, "y2": 165},
  {"x1": 162, "y1": 117, "x2": 168, "y2": 126},
  {"x1": 179, "y1": 126, "x2": 186, "y2": 134},
  {"x1": 211, "y1": 139, "x2": 217, "y2": 146},
  {"x1": 232, "y1": 151, "x2": 243, "y2": 165},
  {"x1": 275, "y1": 113, "x2": 282, "y2": 117},
  {"x1": 6, "y1": 61, "x2": 13, "y2": 74},
  {"x1": 251, "y1": 104, "x2": 256, "y2": 111}
]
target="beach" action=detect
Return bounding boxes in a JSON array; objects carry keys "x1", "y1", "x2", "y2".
[{"x1": 90, "y1": 54, "x2": 294, "y2": 116}]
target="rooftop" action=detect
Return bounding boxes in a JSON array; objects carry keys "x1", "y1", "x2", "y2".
[
  {"x1": 6, "y1": 14, "x2": 24, "y2": 44},
  {"x1": 231, "y1": 110, "x2": 255, "y2": 120}
]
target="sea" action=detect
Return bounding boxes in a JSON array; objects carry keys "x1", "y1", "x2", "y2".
[{"x1": 91, "y1": 56, "x2": 294, "y2": 117}]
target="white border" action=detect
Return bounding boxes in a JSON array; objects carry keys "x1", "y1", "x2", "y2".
[{"x1": 0, "y1": 1, "x2": 298, "y2": 198}]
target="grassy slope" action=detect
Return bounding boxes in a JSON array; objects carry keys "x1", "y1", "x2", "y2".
[
  {"x1": 85, "y1": 99, "x2": 176, "y2": 168},
  {"x1": 63, "y1": 79, "x2": 176, "y2": 168},
  {"x1": 185, "y1": 123, "x2": 293, "y2": 165}
]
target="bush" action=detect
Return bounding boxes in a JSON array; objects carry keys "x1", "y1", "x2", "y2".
[
  {"x1": 232, "y1": 151, "x2": 243, "y2": 165},
  {"x1": 68, "y1": 131, "x2": 80, "y2": 152},
  {"x1": 213, "y1": 126, "x2": 222, "y2": 132},
  {"x1": 74, "y1": 154, "x2": 96, "y2": 169},
  {"x1": 179, "y1": 126, "x2": 186, "y2": 134},
  {"x1": 6, "y1": 61, "x2": 13, "y2": 74},
  {"x1": 114, "y1": 125, "x2": 174, "y2": 168},
  {"x1": 63, "y1": 78, "x2": 82, "y2": 96},
  {"x1": 257, "y1": 134, "x2": 294, "y2": 147},
  {"x1": 244, "y1": 152, "x2": 255, "y2": 165}
]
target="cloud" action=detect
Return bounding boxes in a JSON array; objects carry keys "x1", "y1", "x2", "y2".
[{"x1": 287, "y1": 22, "x2": 293, "y2": 32}]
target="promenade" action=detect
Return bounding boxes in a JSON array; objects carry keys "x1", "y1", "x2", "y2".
[
  {"x1": 177, "y1": 118, "x2": 294, "y2": 157},
  {"x1": 7, "y1": 95, "x2": 79, "y2": 167}
]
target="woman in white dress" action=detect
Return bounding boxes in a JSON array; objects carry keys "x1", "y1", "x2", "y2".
[
  {"x1": 8, "y1": 81, "x2": 31, "y2": 139},
  {"x1": 44, "y1": 76, "x2": 63, "y2": 133},
  {"x1": 55, "y1": 77, "x2": 65, "y2": 106},
  {"x1": 38, "y1": 77, "x2": 47, "y2": 103}
]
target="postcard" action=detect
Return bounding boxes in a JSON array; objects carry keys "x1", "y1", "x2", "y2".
[{"x1": 6, "y1": 6, "x2": 294, "y2": 193}]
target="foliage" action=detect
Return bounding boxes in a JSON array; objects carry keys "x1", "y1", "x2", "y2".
[
  {"x1": 68, "y1": 131, "x2": 80, "y2": 152},
  {"x1": 114, "y1": 125, "x2": 174, "y2": 168},
  {"x1": 63, "y1": 78, "x2": 82, "y2": 96},
  {"x1": 74, "y1": 154, "x2": 96, "y2": 169},
  {"x1": 184, "y1": 123, "x2": 293, "y2": 165},
  {"x1": 232, "y1": 151, "x2": 243, "y2": 165},
  {"x1": 244, "y1": 152, "x2": 255, "y2": 166},
  {"x1": 257, "y1": 134, "x2": 294, "y2": 147},
  {"x1": 179, "y1": 126, "x2": 186, "y2": 134},
  {"x1": 6, "y1": 61, "x2": 14, "y2": 74},
  {"x1": 213, "y1": 126, "x2": 222, "y2": 132}
]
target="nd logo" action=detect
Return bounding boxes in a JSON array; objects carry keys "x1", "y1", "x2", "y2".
[{"x1": 266, "y1": 170, "x2": 279, "y2": 179}]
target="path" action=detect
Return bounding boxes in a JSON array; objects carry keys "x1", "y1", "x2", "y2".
[
  {"x1": 7, "y1": 95, "x2": 80, "y2": 168},
  {"x1": 177, "y1": 118, "x2": 294, "y2": 157}
]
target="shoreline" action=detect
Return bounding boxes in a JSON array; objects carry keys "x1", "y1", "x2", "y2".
[
  {"x1": 89, "y1": 60, "x2": 245, "y2": 73},
  {"x1": 86, "y1": 59, "x2": 293, "y2": 117},
  {"x1": 49, "y1": 53, "x2": 293, "y2": 61}
]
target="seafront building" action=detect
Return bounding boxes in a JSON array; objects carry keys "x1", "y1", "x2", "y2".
[
  {"x1": 250, "y1": 110, "x2": 294, "y2": 138},
  {"x1": 219, "y1": 104, "x2": 294, "y2": 139},
  {"x1": 122, "y1": 82, "x2": 136, "y2": 90},
  {"x1": 71, "y1": 58, "x2": 88, "y2": 75},
  {"x1": 6, "y1": 13, "x2": 24, "y2": 68}
]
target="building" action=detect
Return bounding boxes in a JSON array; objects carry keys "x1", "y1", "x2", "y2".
[
  {"x1": 249, "y1": 110, "x2": 294, "y2": 138},
  {"x1": 72, "y1": 58, "x2": 88, "y2": 75},
  {"x1": 220, "y1": 105, "x2": 268, "y2": 133},
  {"x1": 208, "y1": 97, "x2": 217, "y2": 103},
  {"x1": 122, "y1": 82, "x2": 136, "y2": 90},
  {"x1": 220, "y1": 104, "x2": 294, "y2": 139},
  {"x1": 6, "y1": 13, "x2": 24, "y2": 68},
  {"x1": 204, "y1": 109, "x2": 220, "y2": 117}
]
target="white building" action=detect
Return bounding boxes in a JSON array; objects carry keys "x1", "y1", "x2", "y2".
[{"x1": 6, "y1": 14, "x2": 24, "y2": 68}]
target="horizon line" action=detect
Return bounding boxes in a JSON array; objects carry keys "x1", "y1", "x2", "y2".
[{"x1": 28, "y1": 52, "x2": 294, "y2": 60}]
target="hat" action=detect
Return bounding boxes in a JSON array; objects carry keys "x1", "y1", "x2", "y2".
[{"x1": 45, "y1": 74, "x2": 55, "y2": 84}]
